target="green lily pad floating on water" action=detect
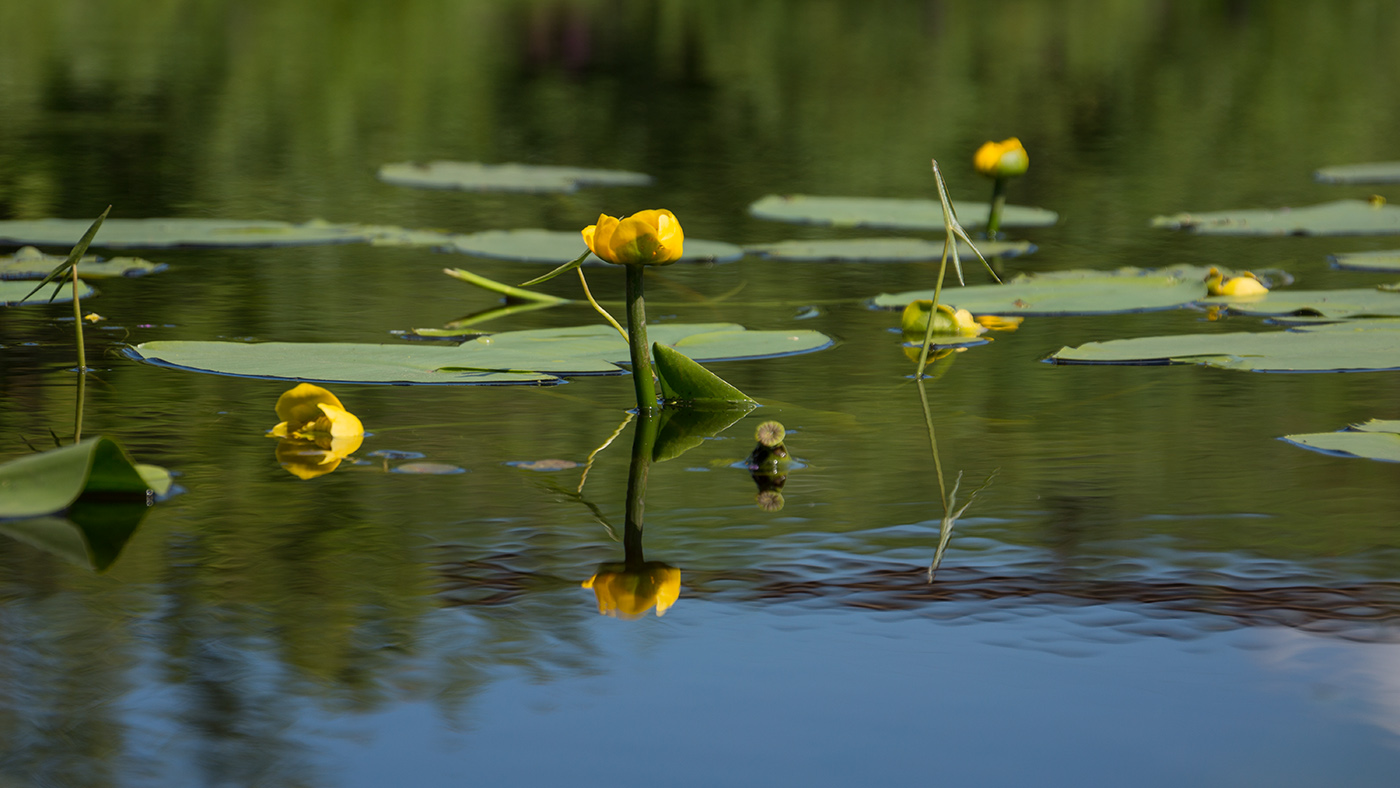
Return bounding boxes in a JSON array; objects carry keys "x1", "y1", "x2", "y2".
[
  {"x1": 2, "y1": 278, "x2": 96, "y2": 305},
  {"x1": 1208, "y1": 286, "x2": 1400, "y2": 320},
  {"x1": 127, "y1": 323, "x2": 833, "y2": 385},
  {"x1": 1283, "y1": 419, "x2": 1400, "y2": 463},
  {"x1": 0, "y1": 218, "x2": 373, "y2": 249},
  {"x1": 445, "y1": 229, "x2": 743, "y2": 264},
  {"x1": 1330, "y1": 249, "x2": 1400, "y2": 272},
  {"x1": 1314, "y1": 162, "x2": 1400, "y2": 184},
  {"x1": 749, "y1": 194, "x2": 1058, "y2": 231},
  {"x1": 377, "y1": 161, "x2": 653, "y2": 193},
  {"x1": 873, "y1": 265, "x2": 1219, "y2": 315},
  {"x1": 1151, "y1": 200, "x2": 1400, "y2": 236},
  {"x1": 0, "y1": 246, "x2": 166, "y2": 279},
  {"x1": 746, "y1": 237, "x2": 1035, "y2": 262},
  {"x1": 1050, "y1": 319, "x2": 1400, "y2": 372}
]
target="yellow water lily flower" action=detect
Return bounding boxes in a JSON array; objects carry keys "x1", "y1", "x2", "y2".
[
  {"x1": 1205, "y1": 267, "x2": 1269, "y2": 297},
  {"x1": 901, "y1": 300, "x2": 987, "y2": 337},
  {"x1": 974, "y1": 138, "x2": 1029, "y2": 179},
  {"x1": 268, "y1": 383, "x2": 364, "y2": 479},
  {"x1": 582, "y1": 562, "x2": 681, "y2": 619},
  {"x1": 582, "y1": 209, "x2": 684, "y2": 266}
]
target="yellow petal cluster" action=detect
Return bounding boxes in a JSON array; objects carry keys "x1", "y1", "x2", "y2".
[
  {"x1": 582, "y1": 562, "x2": 681, "y2": 619},
  {"x1": 1205, "y1": 267, "x2": 1269, "y2": 297},
  {"x1": 582, "y1": 209, "x2": 684, "y2": 266},
  {"x1": 268, "y1": 383, "x2": 364, "y2": 479},
  {"x1": 901, "y1": 300, "x2": 987, "y2": 338},
  {"x1": 974, "y1": 138, "x2": 1030, "y2": 179}
]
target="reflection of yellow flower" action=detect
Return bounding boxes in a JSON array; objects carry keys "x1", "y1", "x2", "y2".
[
  {"x1": 582, "y1": 209, "x2": 684, "y2": 266},
  {"x1": 974, "y1": 138, "x2": 1029, "y2": 179},
  {"x1": 1205, "y1": 267, "x2": 1269, "y2": 297},
  {"x1": 582, "y1": 562, "x2": 681, "y2": 619},
  {"x1": 268, "y1": 383, "x2": 364, "y2": 479}
]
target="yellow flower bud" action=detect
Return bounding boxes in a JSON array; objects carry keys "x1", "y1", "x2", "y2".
[
  {"x1": 974, "y1": 138, "x2": 1029, "y2": 179},
  {"x1": 581, "y1": 209, "x2": 684, "y2": 266},
  {"x1": 1205, "y1": 267, "x2": 1269, "y2": 297},
  {"x1": 268, "y1": 383, "x2": 364, "y2": 479}
]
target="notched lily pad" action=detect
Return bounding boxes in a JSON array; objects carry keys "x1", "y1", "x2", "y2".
[
  {"x1": 748, "y1": 194, "x2": 1059, "y2": 231},
  {"x1": 2, "y1": 279, "x2": 96, "y2": 305},
  {"x1": 127, "y1": 323, "x2": 832, "y2": 386},
  {"x1": 1283, "y1": 419, "x2": 1400, "y2": 462},
  {"x1": 0, "y1": 218, "x2": 371, "y2": 249},
  {"x1": 746, "y1": 237, "x2": 1035, "y2": 261},
  {"x1": 1330, "y1": 249, "x2": 1400, "y2": 272},
  {"x1": 1314, "y1": 162, "x2": 1400, "y2": 184},
  {"x1": 1151, "y1": 200, "x2": 1400, "y2": 236},
  {"x1": 873, "y1": 265, "x2": 1219, "y2": 315},
  {"x1": 377, "y1": 161, "x2": 653, "y2": 193},
  {"x1": 445, "y1": 229, "x2": 743, "y2": 264},
  {"x1": 1050, "y1": 319, "x2": 1400, "y2": 372},
  {"x1": 1, "y1": 246, "x2": 166, "y2": 279}
]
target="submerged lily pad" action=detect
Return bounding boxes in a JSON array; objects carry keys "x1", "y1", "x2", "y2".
[
  {"x1": 873, "y1": 266, "x2": 1217, "y2": 315},
  {"x1": 1314, "y1": 162, "x2": 1400, "y2": 184},
  {"x1": 0, "y1": 246, "x2": 167, "y2": 279},
  {"x1": 746, "y1": 237, "x2": 1035, "y2": 261},
  {"x1": 1330, "y1": 249, "x2": 1400, "y2": 272},
  {"x1": 128, "y1": 323, "x2": 833, "y2": 385},
  {"x1": 2, "y1": 279, "x2": 96, "y2": 305},
  {"x1": 748, "y1": 194, "x2": 1059, "y2": 230},
  {"x1": 1151, "y1": 200, "x2": 1400, "y2": 236},
  {"x1": 377, "y1": 161, "x2": 652, "y2": 193},
  {"x1": 1283, "y1": 419, "x2": 1400, "y2": 462},
  {"x1": 1210, "y1": 287, "x2": 1400, "y2": 319},
  {"x1": 1050, "y1": 319, "x2": 1400, "y2": 372},
  {"x1": 445, "y1": 229, "x2": 743, "y2": 264},
  {"x1": 0, "y1": 218, "x2": 370, "y2": 249},
  {"x1": 391, "y1": 462, "x2": 466, "y2": 475}
]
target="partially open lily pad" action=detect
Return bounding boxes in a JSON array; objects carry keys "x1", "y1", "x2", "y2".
[
  {"x1": 0, "y1": 218, "x2": 371, "y2": 249},
  {"x1": 1330, "y1": 250, "x2": 1400, "y2": 272},
  {"x1": 1152, "y1": 200, "x2": 1400, "y2": 236},
  {"x1": 128, "y1": 323, "x2": 832, "y2": 385},
  {"x1": 1314, "y1": 163, "x2": 1400, "y2": 184},
  {"x1": 1211, "y1": 287, "x2": 1400, "y2": 319},
  {"x1": 873, "y1": 266, "x2": 1216, "y2": 315},
  {"x1": 1, "y1": 246, "x2": 166, "y2": 279},
  {"x1": 1051, "y1": 319, "x2": 1400, "y2": 372},
  {"x1": 1283, "y1": 419, "x2": 1400, "y2": 462},
  {"x1": 748, "y1": 194, "x2": 1059, "y2": 230},
  {"x1": 746, "y1": 237, "x2": 1035, "y2": 261},
  {"x1": 377, "y1": 161, "x2": 652, "y2": 193},
  {"x1": 2, "y1": 279, "x2": 96, "y2": 305},
  {"x1": 445, "y1": 229, "x2": 743, "y2": 264}
]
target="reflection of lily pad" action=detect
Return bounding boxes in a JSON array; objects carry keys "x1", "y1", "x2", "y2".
[
  {"x1": 749, "y1": 194, "x2": 1058, "y2": 230},
  {"x1": 1283, "y1": 419, "x2": 1400, "y2": 462},
  {"x1": 746, "y1": 237, "x2": 1035, "y2": 261},
  {"x1": 0, "y1": 218, "x2": 370, "y2": 248},
  {"x1": 445, "y1": 229, "x2": 743, "y2": 264},
  {"x1": 377, "y1": 161, "x2": 652, "y2": 193},
  {"x1": 0, "y1": 500, "x2": 149, "y2": 572},
  {"x1": 1314, "y1": 162, "x2": 1400, "y2": 184},
  {"x1": 1051, "y1": 319, "x2": 1400, "y2": 372},
  {"x1": 1, "y1": 246, "x2": 166, "y2": 279},
  {"x1": 873, "y1": 266, "x2": 1215, "y2": 315},
  {"x1": 2, "y1": 279, "x2": 96, "y2": 305},
  {"x1": 1151, "y1": 200, "x2": 1400, "y2": 236},
  {"x1": 128, "y1": 323, "x2": 833, "y2": 385},
  {"x1": 1330, "y1": 250, "x2": 1400, "y2": 272},
  {"x1": 1211, "y1": 287, "x2": 1400, "y2": 319},
  {"x1": 652, "y1": 405, "x2": 753, "y2": 463}
]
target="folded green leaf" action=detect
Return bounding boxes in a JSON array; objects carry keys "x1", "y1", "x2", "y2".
[{"x1": 0, "y1": 436, "x2": 165, "y2": 519}]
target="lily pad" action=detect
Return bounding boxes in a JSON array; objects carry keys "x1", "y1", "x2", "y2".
[
  {"x1": 0, "y1": 246, "x2": 166, "y2": 279},
  {"x1": 873, "y1": 266, "x2": 1216, "y2": 315},
  {"x1": 1211, "y1": 287, "x2": 1400, "y2": 319},
  {"x1": 1314, "y1": 162, "x2": 1400, "y2": 184},
  {"x1": 2, "y1": 279, "x2": 97, "y2": 305},
  {"x1": 0, "y1": 437, "x2": 169, "y2": 519},
  {"x1": 1283, "y1": 419, "x2": 1400, "y2": 462},
  {"x1": 748, "y1": 194, "x2": 1059, "y2": 231},
  {"x1": 1330, "y1": 250, "x2": 1400, "y2": 272},
  {"x1": 653, "y1": 342, "x2": 756, "y2": 406},
  {"x1": 1050, "y1": 319, "x2": 1400, "y2": 372},
  {"x1": 0, "y1": 218, "x2": 371, "y2": 249},
  {"x1": 127, "y1": 323, "x2": 833, "y2": 385},
  {"x1": 445, "y1": 229, "x2": 743, "y2": 264},
  {"x1": 377, "y1": 161, "x2": 652, "y2": 193},
  {"x1": 746, "y1": 237, "x2": 1035, "y2": 261},
  {"x1": 391, "y1": 462, "x2": 466, "y2": 475},
  {"x1": 1151, "y1": 200, "x2": 1400, "y2": 236}
]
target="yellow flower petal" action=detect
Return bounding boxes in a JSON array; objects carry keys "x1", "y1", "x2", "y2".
[
  {"x1": 974, "y1": 138, "x2": 1029, "y2": 178},
  {"x1": 580, "y1": 209, "x2": 683, "y2": 266},
  {"x1": 315, "y1": 402, "x2": 364, "y2": 438},
  {"x1": 274, "y1": 383, "x2": 347, "y2": 429}
]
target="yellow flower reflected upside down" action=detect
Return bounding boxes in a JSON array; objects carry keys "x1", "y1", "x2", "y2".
[
  {"x1": 582, "y1": 562, "x2": 681, "y2": 619},
  {"x1": 582, "y1": 209, "x2": 684, "y2": 266},
  {"x1": 268, "y1": 383, "x2": 364, "y2": 479},
  {"x1": 974, "y1": 137, "x2": 1029, "y2": 179}
]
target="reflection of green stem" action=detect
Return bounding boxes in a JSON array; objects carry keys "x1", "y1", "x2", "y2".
[
  {"x1": 72, "y1": 263, "x2": 86, "y2": 371},
  {"x1": 73, "y1": 367, "x2": 86, "y2": 443},
  {"x1": 986, "y1": 176, "x2": 1008, "y2": 239},
  {"x1": 623, "y1": 409, "x2": 660, "y2": 567},
  {"x1": 624, "y1": 264, "x2": 656, "y2": 412}
]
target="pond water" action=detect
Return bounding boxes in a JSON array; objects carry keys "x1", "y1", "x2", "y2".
[{"x1": 3, "y1": 1, "x2": 1400, "y2": 785}]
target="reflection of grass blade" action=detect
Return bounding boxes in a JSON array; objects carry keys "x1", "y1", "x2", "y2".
[
  {"x1": 19, "y1": 207, "x2": 110, "y2": 305},
  {"x1": 578, "y1": 410, "x2": 634, "y2": 494},
  {"x1": 443, "y1": 300, "x2": 560, "y2": 330}
]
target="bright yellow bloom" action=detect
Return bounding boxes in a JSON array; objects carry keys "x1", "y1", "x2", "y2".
[
  {"x1": 974, "y1": 138, "x2": 1029, "y2": 179},
  {"x1": 582, "y1": 562, "x2": 681, "y2": 619},
  {"x1": 268, "y1": 383, "x2": 364, "y2": 479},
  {"x1": 901, "y1": 300, "x2": 987, "y2": 337},
  {"x1": 1205, "y1": 267, "x2": 1269, "y2": 297},
  {"x1": 582, "y1": 209, "x2": 684, "y2": 266}
]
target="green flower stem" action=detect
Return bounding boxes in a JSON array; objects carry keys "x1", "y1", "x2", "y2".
[
  {"x1": 72, "y1": 264, "x2": 86, "y2": 371},
  {"x1": 986, "y1": 176, "x2": 1008, "y2": 239},
  {"x1": 73, "y1": 366, "x2": 86, "y2": 443},
  {"x1": 624, "y1": 263, "x2": 657, "y2": 411}
]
